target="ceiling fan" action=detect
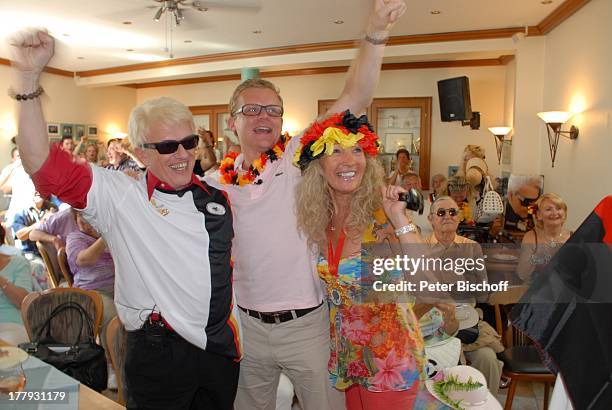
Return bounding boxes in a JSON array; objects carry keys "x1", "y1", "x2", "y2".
[
  {"x1": 149, "y1": 0, "x2": 261, "y2": 26},
  {"x1": 151, "y1": 1, "x2": 206, "y2": 26}
]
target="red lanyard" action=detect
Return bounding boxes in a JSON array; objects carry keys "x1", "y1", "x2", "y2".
[{"x1": 327, "y1": 229, "x2": 346, "y2": 277}]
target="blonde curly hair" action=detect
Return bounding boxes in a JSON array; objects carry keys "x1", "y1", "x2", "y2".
[{"x1": 296, "y1": 157, "x2": 384, "y2": 248}]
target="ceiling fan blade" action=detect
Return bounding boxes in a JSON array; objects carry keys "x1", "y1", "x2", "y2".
[{"x1": 189, "y1": 0, "x2": 262, "y2": 12}]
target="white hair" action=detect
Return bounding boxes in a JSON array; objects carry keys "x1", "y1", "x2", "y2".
[
  {"x1": 128, "y1": 97, "x2": 195, "y2": 147},
  {"x1": 507, "y1": 175, "x2": 542, "y2": 194}
]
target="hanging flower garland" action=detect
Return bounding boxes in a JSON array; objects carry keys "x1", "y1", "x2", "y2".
[{"x1": 219, "y1": 133, "x2": 291, "y2": 186}]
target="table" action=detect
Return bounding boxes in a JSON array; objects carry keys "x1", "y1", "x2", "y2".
[{"x1": 0, "y1": 339, "x2": 123, "y2": 410}]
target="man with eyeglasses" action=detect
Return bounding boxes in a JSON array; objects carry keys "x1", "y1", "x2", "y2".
[
  {"x1": 10, "y1": 28, "x2": 241, "y2": 408},
  {"x1": 204, "y1": 2, "x2": 407, "y2": 409}
]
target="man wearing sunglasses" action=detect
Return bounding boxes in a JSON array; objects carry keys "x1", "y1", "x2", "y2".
[
  {"x1": 204, "y1": 2, "x2": 407, "y2": 409},
  {"x1": 10, "y1": 29, "x2": 241, "y2": 408},
  {"x1": 425, "y1": 196, "x2": 502, "y2": 395},
  {"x1": 504, "y1": 174, "x2": 543, "y2": 235}
]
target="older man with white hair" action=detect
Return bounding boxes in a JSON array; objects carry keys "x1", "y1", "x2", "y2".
[{"x1": 9, "y1": 30, "x2": 241, "y2": 409}]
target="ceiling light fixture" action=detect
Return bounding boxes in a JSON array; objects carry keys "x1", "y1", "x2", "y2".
[
  {"x1": 430, "y1": 10, "x2": 441, "y2": 15},
  {"x1": 252, "y1": 30, "x2": 262, "y2": 34},
  {"x1": 122, "y1": 21, "x2": 133, "y2": 25},
  {"x1": 334, "y1": 20, "x2": 344, "y2": 24},
  {"x1": 153, "y1": 6, "x2": 165, "y2": 22},
  {"x1": 541, "y1": 0, "x2": 553, "y2": 4},
  {"x1": 184, "y1": 40, "x2": 192, "y2": 43}
]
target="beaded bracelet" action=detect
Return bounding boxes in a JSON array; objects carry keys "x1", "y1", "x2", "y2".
[
  {"x1": 9, "y1": 86, "x2": 44, "y2": 101},
  {"x1": 364, "y1": 34, "x2": 389, "y2": 45}
]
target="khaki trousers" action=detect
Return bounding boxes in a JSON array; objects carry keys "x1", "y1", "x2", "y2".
[{"x1": 235, "y1": 303, "x2": 345, "y2": 410}]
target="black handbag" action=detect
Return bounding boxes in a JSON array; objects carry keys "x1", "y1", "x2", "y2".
[
  {"x1": 457, "y1": 323, "x2": 480, "y2": 345},
  {"x1": 19, "y1": 301, "x2": 108, "y2": 392}
]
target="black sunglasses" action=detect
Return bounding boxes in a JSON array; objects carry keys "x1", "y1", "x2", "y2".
[
  {"x1": 232, "y1": 104, "x2": 284, "y2": 117},
  {"x1": 141, "y1": 134, "x2": 199, "y2": 154},
  {"x1": 435, "y1": 208, "x2": 459, "y2": 217},
  {"x1": 517, "y1": 194, "x2": 538, "y2": 207}
]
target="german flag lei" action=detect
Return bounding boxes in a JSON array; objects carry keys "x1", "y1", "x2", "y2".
[{"x1": 219, "y1": 133, "x2": 291, "y2": 186}]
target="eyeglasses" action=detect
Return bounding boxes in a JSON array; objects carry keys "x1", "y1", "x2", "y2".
[
  {"x1": 232, "y1": 104, "x2": 284, "y2": 117},
  {"x1": 141, "y1": 134, "x2": 199, "y2": 154},
  {"x1": 434, "y1": 208, "x2": 459, "y2": 217},
  {"x1": 517, "y1": 194, "x2": 538, "y2": 207}
]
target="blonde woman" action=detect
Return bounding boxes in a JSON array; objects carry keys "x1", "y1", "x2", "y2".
[
  {"x1": 517, "y1": 193, "x2": 572, "y2": 281},
  {"x1": 294, "y1": 111, "x2": 447, "y2": 410}
]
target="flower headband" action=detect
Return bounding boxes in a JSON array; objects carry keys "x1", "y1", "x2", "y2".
[{"x1": 293, "y1": 110, "x2": 380, "y2": 171}]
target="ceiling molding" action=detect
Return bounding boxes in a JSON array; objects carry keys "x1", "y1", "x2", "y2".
[
  {"x1": 128, "y1": 58, "x2": 507, "y2": 89},
  {"x1": 0, "y1": 58, "x2": 73, "y2": 77},
  {"x1": 77, "y1": 26, "x2": 537, "y2": 79},
  {"x1": 499, "y1": 54, "x2": 515, "y2": 65},
  {"x1": 537, "y1": 0, "x2": 591, "y2": 34}
]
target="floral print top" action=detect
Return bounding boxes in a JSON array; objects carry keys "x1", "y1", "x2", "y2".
[{"x1": 317, "y1": 213, "x2": 427, "y2": 392}]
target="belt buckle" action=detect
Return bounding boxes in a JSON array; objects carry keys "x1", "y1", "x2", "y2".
[{"x1": 273, "y1": 312, "x2": 281, "y2": 324}]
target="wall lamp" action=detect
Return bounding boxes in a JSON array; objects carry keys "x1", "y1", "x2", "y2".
[
  {"x1": 488, "y1": 127, "x2": 512, "y2": 164},
  {"x1": 537, "y1": 111, "x2": 579, "y2": 167}
]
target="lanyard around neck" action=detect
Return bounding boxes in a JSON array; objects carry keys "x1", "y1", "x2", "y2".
[{"x1": 327, "y1": 229, "x2": 346, "y2": 277}]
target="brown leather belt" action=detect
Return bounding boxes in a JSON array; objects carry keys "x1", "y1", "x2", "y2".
[{"x1": 239, "y1": 303, "x2": 322, "y2": 324}]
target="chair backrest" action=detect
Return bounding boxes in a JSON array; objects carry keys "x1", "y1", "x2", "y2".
[
  {"x1": 57, "y1": 247, "x2": 74, "y2": 287},
  {"x1": 106, "y1": 316, "x2": 128, "y2": 405},
  {"x1": 36, "y1": 241, "x2": 63, "y2": 288},
  {"x1": 491, "y1": 285, "x2": 532, "y2": 348},
  {"x1": 20, "y1": 287, "x2": 103, "y2": 343}
]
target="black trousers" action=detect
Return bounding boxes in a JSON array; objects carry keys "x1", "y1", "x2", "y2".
[{"x1": 125, "y1": 326, "x2": 239, "y2": 410}]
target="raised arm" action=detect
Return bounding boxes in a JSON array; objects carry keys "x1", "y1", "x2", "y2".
[
  {"x1": 327, "y1": 0, "x2": 407, "y2": 116},
  {"x1": 9, "y1": 29, "x2": 55, "y2": 174}
]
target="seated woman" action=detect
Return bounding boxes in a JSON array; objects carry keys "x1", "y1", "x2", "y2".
[
  {"x1": 0, "y1": 225, "x2": 33, "y2": 345},
  {"x1": 65, "y1": 210, "x2": 116, "y2": 335},
  {"x1": 517, "y1": 193, "x2": 572, "y2": 282},
  {"x1": 294, "y1": 111, "x2": 444, "y2": 409}
]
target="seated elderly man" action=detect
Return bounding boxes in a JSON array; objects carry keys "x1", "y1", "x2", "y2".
[
  {"x1": 425, "y1": 196, "x2": 504, "y2": 396},
  {"x1": 11, "y1": 30, "x2": 240, "y2": 409}
]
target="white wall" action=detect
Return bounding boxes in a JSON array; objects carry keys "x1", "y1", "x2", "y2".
[
  {"x1": 137, "y1": 65, "x2": 508, "y2": 182},
  {"x1": 0, "y1": 64, "x2": 137, "y2": 167},
  {"x1": 537, "y1": 0, "x2": 612, "y2": 229}
]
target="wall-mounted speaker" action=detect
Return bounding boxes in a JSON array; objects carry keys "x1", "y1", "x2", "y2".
[{"x1": 437, "y1": 76, "x2": 472, "y2": 122}]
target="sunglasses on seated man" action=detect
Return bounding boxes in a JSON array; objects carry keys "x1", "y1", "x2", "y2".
[
  {"x1": 434, "y1": 208, "x2": 459, "y2": 217},
  {"x1": 517, "y1": 194, "x2": 538, "y2": 207},
  {"x1": 141, "y1": 134, "x2": 199, "y2": 155},
  {"x1": 232, "y1": 104, "x2": 284, "y2": 117}
]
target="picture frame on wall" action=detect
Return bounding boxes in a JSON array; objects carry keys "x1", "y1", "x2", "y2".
[
  {"x1": 61, "y1": 124, "x2": 73, "y2": 138},
  {"x1": 74, "y1": 124, "x2": 86, "y2": 139},
  {"x1": 47, "y1": 123, "x2": 60, "y2": 136},
  {"x1": 87, "y1": 125, "x2": 98, "y2": 138}
]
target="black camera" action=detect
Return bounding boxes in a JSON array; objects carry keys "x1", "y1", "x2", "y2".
[{"x1": 398, "y1": 188, "x2": 424, "y2": 214}]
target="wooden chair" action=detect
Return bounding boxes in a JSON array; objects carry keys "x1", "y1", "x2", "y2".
[
  {"x1": 106, "y1": 316, "x2": 128, "y2": 405},
  {"x1": 491, "y1": 292, "x2": 556, "y2": 410},
  {"x1": 21, "y1": 287, "x2": 104, "y2": 343},
  {"x1": 36, "y1": 241, "x2": 64, "y2": 288},
  {"x1": 57, "y1": 247, "x2": 74, "y2": 287}
]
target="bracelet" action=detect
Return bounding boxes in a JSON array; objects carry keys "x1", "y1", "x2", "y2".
[
  {"x1": 394, "y1": 223, "x2": 418, "y2": 237},
  {"x1": 0, "y1": 280, "x2": 9, "y2": 291},
  {"x1": 8, "y1": 86, "x2": 44, "y2": 101},
  {"x1": 364, "y1": 34, "x2": 388, "y2": 45}
]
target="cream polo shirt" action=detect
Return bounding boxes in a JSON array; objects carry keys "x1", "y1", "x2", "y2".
[{"x1": 206, "y1": 134, "x2": 324, "y2": 312}]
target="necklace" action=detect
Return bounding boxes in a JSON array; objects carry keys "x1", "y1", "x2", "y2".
[
  {"x1": 219, "y1": 134, "x2": 290, "y2": 186},
  {"x1": 542, "y1": 230, "x2": 564, "y2": 249}
]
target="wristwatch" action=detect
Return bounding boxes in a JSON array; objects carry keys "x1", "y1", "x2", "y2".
[{"x1": 394, "y1": 223, "x2": 418, "y2": 237}]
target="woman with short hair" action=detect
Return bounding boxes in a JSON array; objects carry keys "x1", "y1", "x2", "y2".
[{"x1": 517, "y1": 193, "x2": 572, "y2": 281}]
